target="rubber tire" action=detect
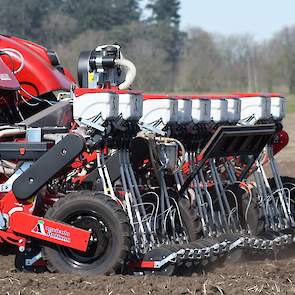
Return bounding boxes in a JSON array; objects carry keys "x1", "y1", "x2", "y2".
[
  {"x1": 42, "y1": 191, "x2": 132, "y2": 275},
  {"x1": 224, "y1": 184, "x2": 264, "y2": 235},
  {"x1": 268, "y1": 176, "x2": 295, "y2": 187},
  {"x1": 268, "y1": 176, "x2": 295, "y2": 199},
  {"x1": 208, "y1": 184, "x2": 263, "y2": 234},
  {"x1": 178, "y1": 197, "x2": 202, "y2": 241},
  {"x1": 268, "y1": 176, "x2": 295, "y2": 216},
  {"x1": 140, "y1": 189, "x2": 202, "y2": 242},
  {"x1": 227, "y1": 184, "x2": 264, "y2": 235}
]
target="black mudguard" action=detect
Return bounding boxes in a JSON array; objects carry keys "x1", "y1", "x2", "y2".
[{"x1": 13, "y1": 133, "x2": 85, "y2": 200}]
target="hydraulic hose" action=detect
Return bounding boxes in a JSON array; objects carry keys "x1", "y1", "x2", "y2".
[
  {"x1": 0, "y1": 165, "x2": 14, "y2": 175},
  {"x1": 0, "y1": 160, "x2": 16, "y2": 176},
  {"x1": 115, "y1": 58, "x2": 137, "y2": 90},
  {"x1": 0, "y1": 128, "x2": 25, "y2": 138}
]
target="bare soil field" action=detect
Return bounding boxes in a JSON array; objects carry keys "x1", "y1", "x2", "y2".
[
  {"x1": 3, "y1": 251, "x2": 295, "y2": 295},
  {"x1": 2, "y1": 115, "x2": 295, "y2": 295}
]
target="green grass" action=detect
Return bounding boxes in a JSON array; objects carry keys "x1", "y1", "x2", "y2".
[{"x1": 287, "y1": 94, "x2": 295, "y2": 113}]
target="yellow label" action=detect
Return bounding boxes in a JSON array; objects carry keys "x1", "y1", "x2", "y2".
[{"x1": 88, "y1": 72, "x2": 95, "y2": 82}]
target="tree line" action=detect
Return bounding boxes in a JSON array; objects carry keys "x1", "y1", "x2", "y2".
[{"x1": 0, "y1": 0, "x2": 295, "y2": 93}]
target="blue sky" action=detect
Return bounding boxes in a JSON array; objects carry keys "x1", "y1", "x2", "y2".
[
  {"x1": 180, "y1": 0, "x2": 295, "y2": 40},
  {"x1": 142, "y1": 0, "x2": 295, "y2": 40}
]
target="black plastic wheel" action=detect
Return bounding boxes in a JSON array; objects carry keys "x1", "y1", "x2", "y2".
[
  {"x1": 268, "y1": 176, "x2": 295, "y2": 215},
  {"x1": 225, "y1": 184, "x2": 264, "y2": 235},
  {"x1": 140, "y1": 189, "x2": 202, "y2": 243},
  {"x1": 15, "y1": 247, "x2": 46, "y2": 273},
  {"x1": 177, "y1": 197, "x2": 203, "y2": 242},
  {"x1": 42, "y1": 191, "x2": 132, "y2": 275}
]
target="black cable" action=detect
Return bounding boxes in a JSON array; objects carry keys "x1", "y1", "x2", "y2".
[{"x1": 19, "y1": 82, "x2": 57, "y2": 106}]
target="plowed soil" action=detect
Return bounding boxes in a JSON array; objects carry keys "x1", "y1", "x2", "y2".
[
  {"x1": 2, "y1": 252, "x2": 295, "y2": 295},
  {"x1": 2, "y1": 115, "x2": 295, "y2": 295}
]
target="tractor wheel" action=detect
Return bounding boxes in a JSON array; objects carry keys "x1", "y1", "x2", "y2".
[
  {"x1": 141, "y1": 189, "x2": 202, "y2": 243},
  {"x1": 42, "y1": 191, "x2": 132, "y2": 275},
  {"x1": 178, "y1": 197, "x2": 202, "y2": 241},
  {"x1": 225, "y1": 183, "x2": 264, "y2": 235},
  {"x1": 216, "y1": 184, "x2": 264, "y2": 265},
  {"x1": 268, "y1": 176, "x2": 295, "y2": 215}
]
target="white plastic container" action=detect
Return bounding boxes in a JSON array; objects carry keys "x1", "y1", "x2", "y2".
[
  {"x1": 240, "y1": 96, "x2": 271, "y2": 121},
  {"x1": 210, "y1": 99, "x2": 228, "y2": 122},
  {"x1": 73, "y1": 91, "x2": 119, "y2": 121},
  {"x1": 118, "y1": 92, "x2": 143, "y2": 120},
  {"x1": 270, "y1": 96, "x2": 286, "y2": 120},
  {"x1": 177, "y1": 98, "x2": 192, "y2": 123},
  {"x1": 227, "y1": 98, "x2": 241, "y2": 122},
  {"x1": 141, "y1": 98, "x2": 178, "y2": 125},
  {"x1": 191, "y1": 98, "x2": 211, "y2": 123}
]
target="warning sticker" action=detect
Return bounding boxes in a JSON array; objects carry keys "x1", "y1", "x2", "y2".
[{"x1": 0, "y1": 73, "x2": 11, "y2": 81}]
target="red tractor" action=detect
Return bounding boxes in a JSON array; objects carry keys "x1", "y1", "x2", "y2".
[{"x1": 0, "y1": 34, "x2": 74, "y2": 123}]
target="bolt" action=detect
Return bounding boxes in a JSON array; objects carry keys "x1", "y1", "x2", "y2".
[
  {"x1": 61, "y1": 148, "x2": 67, "y2": 155},
  {"x1": 19, "y1": 246, "x2": 25, "y2": 252}
]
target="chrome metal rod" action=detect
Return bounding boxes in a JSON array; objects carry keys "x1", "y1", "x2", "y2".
[{"x1": 209, "y1": 159, "x2": 230, "y2": 232}]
